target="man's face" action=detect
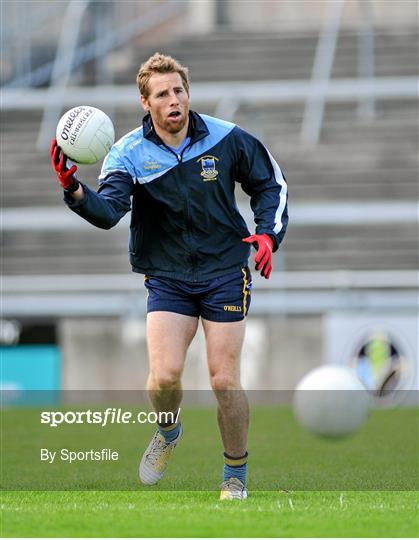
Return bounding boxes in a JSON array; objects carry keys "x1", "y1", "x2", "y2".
[{"x1": 141, "y1": 72, "x2": 190, "y2": 135}]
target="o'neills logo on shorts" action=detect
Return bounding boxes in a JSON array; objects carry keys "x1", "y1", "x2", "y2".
[
  {"x1": 223, "y1": 305, "x2": 242, "y2": 312},
  {"x1": 60, "y1": 107, "x2": 93, "y2": 143}
]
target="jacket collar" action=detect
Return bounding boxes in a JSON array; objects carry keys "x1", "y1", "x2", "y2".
[{"x1": 142, "y1": 110, "x2": 209, "y2": 146}]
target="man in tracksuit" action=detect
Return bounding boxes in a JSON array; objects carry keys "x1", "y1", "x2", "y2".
[{"x1": 50, "y1": 53, "x2": 288, "y2": 500}]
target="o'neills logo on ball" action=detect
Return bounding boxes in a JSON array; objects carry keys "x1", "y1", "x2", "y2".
[
  {"x1": 60, "y1": 107, "x2": 94, "y2": 143},
  {"x1": 60, "y1": 107, "x2": 84, "y2": 140}
]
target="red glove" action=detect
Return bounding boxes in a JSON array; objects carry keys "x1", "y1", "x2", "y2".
[
  {"x1": 50, "y1": 138, "x2": 80, "y2": 192},
  {"x1": 242, "y1": 233, "x2": 274, "y2": 279}
]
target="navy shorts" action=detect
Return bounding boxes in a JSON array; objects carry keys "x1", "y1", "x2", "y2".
[{"x1": 144, "y1": 267, "x2": 252, "y2": 322}]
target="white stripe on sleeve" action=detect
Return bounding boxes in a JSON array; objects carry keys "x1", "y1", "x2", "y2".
[{"x1": 266, "y1": 150, "x2": 288, "y2": 235}]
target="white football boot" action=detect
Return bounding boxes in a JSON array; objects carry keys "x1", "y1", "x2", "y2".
[
  {"x1": 219, "y1": 477, "x2": 248, "y2": 500},
  {"x1": 139, "y1": 427, "x2": 182, "y2": 485}
]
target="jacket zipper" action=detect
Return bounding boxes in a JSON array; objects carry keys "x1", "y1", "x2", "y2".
[{"x1": 162, "y1": 143, "x2": 198, "y2": 281}]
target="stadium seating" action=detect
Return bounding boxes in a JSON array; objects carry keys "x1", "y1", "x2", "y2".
[{"x1": 113, "y1": 28, "x2": 419, "y2": 82}]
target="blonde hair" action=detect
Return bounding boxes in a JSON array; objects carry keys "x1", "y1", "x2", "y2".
[{"x1": 136, "y1": 52, "x2": 190, "y2": 98}]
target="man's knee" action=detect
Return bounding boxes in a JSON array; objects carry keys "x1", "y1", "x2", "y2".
[
  {"x1": 149, "y1": 368, "x2": 182, "y2": 390},
  {"x1": 210, "y1": 371, "x2": 239, "y2": 392}
]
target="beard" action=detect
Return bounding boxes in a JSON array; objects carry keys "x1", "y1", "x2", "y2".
[{"x1": 155, "y1": 108, "x2": 189, "y2": 134}]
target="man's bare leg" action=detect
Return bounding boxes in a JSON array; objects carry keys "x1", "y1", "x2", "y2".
[
  {"x1": 202, "y1": 318, "x2": 249, "y2": 457},
  {"x1": 139, "y1": 311, "x2": 198, "y2": 485},
  {"x1": 147, "y1": 311, "x2": 198, "y2": 414}
]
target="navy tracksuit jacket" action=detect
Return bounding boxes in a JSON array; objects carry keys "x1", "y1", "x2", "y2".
[{"x1": 65, "y1": 111, "x2": 288, "y2": 282}]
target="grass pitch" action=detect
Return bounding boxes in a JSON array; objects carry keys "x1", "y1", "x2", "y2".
[
  {"x1": 1, "y1": 405, "x2": 418, "y2": 536},
  {"x1": 1, "y1": 490, "x2": 417, "y2": 537}
]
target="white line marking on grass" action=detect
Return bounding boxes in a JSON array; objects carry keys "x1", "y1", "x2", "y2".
[
  {"x1": 339, "y1": 493, "x2": 344, "y2": 508},
  {"x1": 276, "y1": 501, "x2": 282, "y2": 509},
  {"x1": 288, "y1": 498, "x2": 294, "y2": 510}
]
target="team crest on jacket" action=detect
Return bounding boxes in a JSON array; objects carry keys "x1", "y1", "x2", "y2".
[{"x1": 197, "y1": 155, "x2": 219, "y2": 181}]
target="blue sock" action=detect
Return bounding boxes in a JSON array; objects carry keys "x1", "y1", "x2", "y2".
[
  {"x1": 157, "y1": 422, "x2": 181, "y2": 443},
  {"x1": 223, "y1": 452, "x2": 248, "y2": 486}
]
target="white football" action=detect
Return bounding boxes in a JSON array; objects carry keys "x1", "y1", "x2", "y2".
[
  {"x1": 293, "y1": 365, "x2": 371, "y2": 438},
  {"x1": 56, "y1": 106, "x2": 115, "y2": 164}
]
